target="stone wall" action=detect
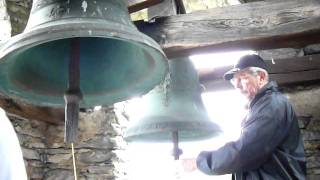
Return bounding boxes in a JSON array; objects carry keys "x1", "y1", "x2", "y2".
[
  {"x1": 5, "y1": 0, "x2": 31, "y2": 35},
  {"x1": 9, "y1": 107, "x2": 128, "y2": 180},
  {"x1": 283, "y1": 85, "x2": 320, "y2": 180},
  {"x1": 0, "y1": 0, "x2": 11, "y2": 40}
]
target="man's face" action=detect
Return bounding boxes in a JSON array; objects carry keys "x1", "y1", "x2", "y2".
[{"x1": 230, "y1": 70, "x2": 260, "y2": 100}]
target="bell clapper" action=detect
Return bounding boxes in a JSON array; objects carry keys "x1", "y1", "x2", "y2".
[
  {"x1": 172, "y1": 131, "x2": 183, "y2": 160},
  {"x1": 65, "y1": 38, "x2": 82, "y2": 143},
  {"x1": 64, "y1": 91, "x2": 81, "y2": 180},
  {"x1": 64, "y1": 38, "x2": 83, "y2": 180}
]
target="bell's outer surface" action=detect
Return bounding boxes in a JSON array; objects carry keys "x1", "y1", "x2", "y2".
[
  {"x1": 124, "y1": 58, "x2": 221, "y2": 142},
  {"x1": 0, "y1": 0, "x2": 168, "y2": 108}
]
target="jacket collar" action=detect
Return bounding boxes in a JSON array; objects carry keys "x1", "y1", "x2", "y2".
[{"x1": 249, "y1": 81, "x2": 279, "y2": 109}]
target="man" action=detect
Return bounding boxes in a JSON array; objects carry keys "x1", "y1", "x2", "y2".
[
  {"x1": 0, "y1": 108, "x2": 28, "y2": 180},
  {"x1": 183, "y1": 54, "x2": 306, "y2": 179}
]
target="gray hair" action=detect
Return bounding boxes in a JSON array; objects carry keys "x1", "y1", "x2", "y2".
[{"x1": 244, "y1": 67, "x2": 269, "y2": 82}]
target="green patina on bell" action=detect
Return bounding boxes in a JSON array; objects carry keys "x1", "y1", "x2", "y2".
[
  {"x1": 124, "y1": 57, "x2": 221, "y2": 143},
  {"x1": 0, "y1": 0, "x2": 168, "y2": 108}
]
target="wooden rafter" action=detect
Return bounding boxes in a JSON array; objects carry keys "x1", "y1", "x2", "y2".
[
  {"x1": 136, "y1": 0, "x2": 320, "y2": 58},
  {"x1": 199, "y1": 54, "x2": 320, "y2": 91}
]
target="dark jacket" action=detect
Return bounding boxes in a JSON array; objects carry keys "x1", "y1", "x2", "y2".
[{"x1": 196, "y1": 81, "x2": 306, "y2": 180}]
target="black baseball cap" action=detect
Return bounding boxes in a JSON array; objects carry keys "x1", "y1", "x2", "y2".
[{"x1": 223, "y1": 54, "x2": 268, "y2": 80}]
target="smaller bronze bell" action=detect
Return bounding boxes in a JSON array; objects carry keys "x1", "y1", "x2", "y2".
[{"x1": 124, "y1": 57, "x2": 221, "y2": 159}]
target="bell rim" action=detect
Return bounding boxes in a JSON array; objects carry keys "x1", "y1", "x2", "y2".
[
  {"x1": 124, "y1": 116, "x2": 222, "y2": 142},
  {"x1": 0, "y1": 20, "x2": 169, "y2": 108}
]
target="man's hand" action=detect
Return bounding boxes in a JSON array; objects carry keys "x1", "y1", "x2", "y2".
[{"x1": 181, "y1": 158, "x2": 197, "y2": 173}]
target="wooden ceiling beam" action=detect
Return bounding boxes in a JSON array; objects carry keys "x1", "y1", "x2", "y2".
[
  {"x1": 136, "y1": 0, "x2": 320, "y2": 58},
  {"x1": 199, "y1": 54, "x2": 320, "y2": 91}
]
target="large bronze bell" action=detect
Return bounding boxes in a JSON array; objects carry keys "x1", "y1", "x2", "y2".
[
  {"x1": 0, "y1": 0, "x2": 168, "y2": 108},
  {"x1": 124, "y1": 57, "x2": 221, "y2": 159}
]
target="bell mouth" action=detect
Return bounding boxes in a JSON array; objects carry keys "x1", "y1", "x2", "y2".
[
  {"x1": 124, "y1": 116, "x2": 222, "y2": 142},
  {"x1": 0, "y1": 35, "x2": 167, "y2": 107}
]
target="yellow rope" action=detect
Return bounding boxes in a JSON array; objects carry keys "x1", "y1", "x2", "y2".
[{"x1": 71, "y1": 143, "x2": 78, "y2": 180}]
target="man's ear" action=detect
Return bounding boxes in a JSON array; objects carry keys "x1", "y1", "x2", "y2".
[{"x1": 258, "y1": 71, "x2": 267, "y2": 82}]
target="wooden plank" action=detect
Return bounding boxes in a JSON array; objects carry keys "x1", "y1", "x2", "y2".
[
  {"x1": 270, "y1": 70, "x2": 320, "y2": 85},
  {"x1": 268, "y1": 55, "x2": 320, "y2": 74},
  {"x1": 136, "y1": 0, "x2": 320, "y2": 58},
  {"x1": 128, "y1": 0, "x2": 164, "y2": 13},
  {"x1": 148, "y1": 0, "x2": 177, "y2": 20},
  {"x1": 199, "y1": 54, "x2": 320, "y2": 81},
  {"x1": 202, "y1": 70, "x2": 320, "y2": 92},
  {"x1": 199, "y1": 54, "x2": 320, "y2": 91}
]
